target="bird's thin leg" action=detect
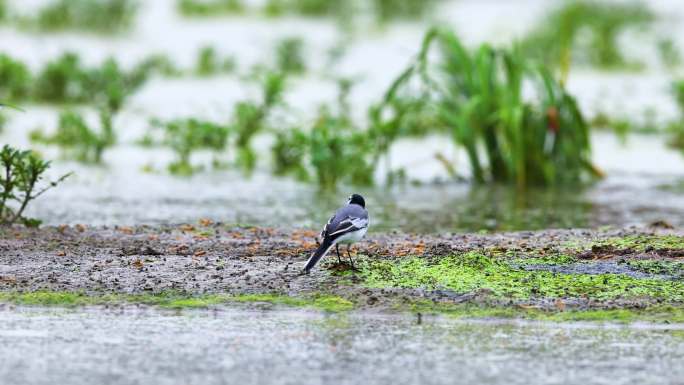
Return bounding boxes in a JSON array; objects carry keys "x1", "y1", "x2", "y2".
[
  {"x1": 347, "y1": 244, "x2": 355, "y2": 269},
  {"x1": 336, "y1": 244, "x2": 342, "y2": 264}
]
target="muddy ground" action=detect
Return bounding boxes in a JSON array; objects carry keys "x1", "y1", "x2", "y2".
[{"x1": 0, "y1": 223, "x2": 683, "y2": 311}]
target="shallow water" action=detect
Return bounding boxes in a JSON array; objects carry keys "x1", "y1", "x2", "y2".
[
  {"x1": 0, "y1": 306, "x2": 683, "y2": 385},
  {"x1": 8, "y1": 133, "x2": 684, "y2": 233},
  {"x1": 2, "y1": 0, "x2": 684, "y2": 232}
]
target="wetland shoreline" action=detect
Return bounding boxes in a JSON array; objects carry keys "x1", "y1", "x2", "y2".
[{"x1": 1, "y1": 223, "x2": 683, "y2": 320}]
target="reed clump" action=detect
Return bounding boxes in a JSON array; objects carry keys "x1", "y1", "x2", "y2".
[{"x1": 376, "y1": 28, "x2": 601, "y2": 188}]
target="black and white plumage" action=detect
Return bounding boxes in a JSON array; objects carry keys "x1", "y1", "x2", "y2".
[{"x1": 303, "y1": 194, "x2": 369, "y2": 273}]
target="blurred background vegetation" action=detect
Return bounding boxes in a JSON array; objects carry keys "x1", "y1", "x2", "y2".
[{"x1": 1, "y1": 0, "x2": 684, "y2": 231}]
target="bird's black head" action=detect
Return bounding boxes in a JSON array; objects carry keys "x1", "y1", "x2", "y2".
[{"x1": 348, "y1": 194, "x2": 365, "y2": 208}]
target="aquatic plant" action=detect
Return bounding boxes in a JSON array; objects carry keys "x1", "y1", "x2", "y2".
[
  {"x1": 667, "y1": 80, "x2": 684, "y2": 150},
  {"x1": 232, "y1": 71, "x2": 286, "y2": 171},
  {"x1": 31, "y1": 109, "x2": 116, "y2": 164},
  {"x1": 32, "y1": 53, "x2": 148, "y2": 109},
  {"x1": 146, "y1": 118, "x2": 230, "y2": 175},
  {"x1": 0, "y1": 145, "x2": 70, "y2": 227},
  {"x1": 658, "y1": 38, "x2": 682, "y2": 70},
  {"x1": 271, "y1": 128, "x2": 310, "y2": 180},
  {"x1": 275, "y1": 38, "x2": 307, "y2": 75},
  {"x1": 378, "y1": 28, "x2": 600, "y2": 188},
  {"x1": 521, "y1": 0, "x2": 654, "y2": 71},
  {"x1": 28, "y1": 55, "x2": 149, "y2": 163},
  {"x1": 195, "y1": 46, "x2": 236, "y2": 76},
  {"x1": 272, "y1": 79, "x2": 374, "y2": 189},
  {"x1": 135, "y1": 54, "x2": 183, "y2": 78},
  {"x1": 24, "y1": 0, "x2": 138, "y2": 33},
  {"x1": 263, "y1": 0, "x2": 342, "y2": 17},
  {"x1": 177, "y1": 0, "x2": 244, "y2": 16},
  {"x1": 372, "y1": 0, "x2": 440, "y2": 22},
  {"x1": 0, "y1": 54, "x2": 32, "y2": 102}
]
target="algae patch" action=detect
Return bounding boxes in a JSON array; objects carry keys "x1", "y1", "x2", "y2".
[
  {"x1": 571, "y1": 235, "x2": 684, "y2": 254},
  {"x1": 361, "y1": 252, "x2": 684, "y2": 302},
  {"x1": 0, "y1": 291, "x2": 354, "y2": 312},
  {"x1": 626, "y1": 260, "x2": 684, "y2": 277}
]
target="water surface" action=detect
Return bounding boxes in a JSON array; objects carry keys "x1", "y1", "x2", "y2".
[{"x1": 0, "y1": 306, "x2": 683, "y2": 385}]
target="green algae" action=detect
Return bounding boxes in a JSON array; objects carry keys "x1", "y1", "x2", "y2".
[
  {"x1": 2, "y1": 289, "x2": 684, "y2": 323},
  {"x1": 508, "y1": 254, "x2": 577, "y2": 266},
  {"x1": 626, "y1": 260, "x2": 684, "y2": 276},
  {"x1": 360, "y1": 252, "x2": 684, "y2": 302},
  {"x1": 0, "y1": 291, "x2": 353, "y2": 312},
  {"x1": 571, "y1": 235, "x2": 684, "y2": 253}
]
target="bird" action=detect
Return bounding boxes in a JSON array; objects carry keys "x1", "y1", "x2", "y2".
[{"x1": 303, "y1": 193, "x2": 369, "y2": 273}]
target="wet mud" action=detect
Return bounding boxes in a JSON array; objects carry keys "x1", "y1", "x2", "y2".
[{"x1": 1, "y1": 223, "x2": 683, "y2": 311}]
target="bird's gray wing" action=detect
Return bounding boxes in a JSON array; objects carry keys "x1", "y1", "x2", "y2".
[
  {"x1": 324, "y1": 205, "x2": 369, "y2": 241},
  {"x1": 320, "y1": 214, "x2": 335, "y2": 239}
]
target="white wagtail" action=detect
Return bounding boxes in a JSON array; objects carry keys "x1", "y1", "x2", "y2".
[{"x1": 304, "y1": 194, "x2": 369, "y2": 273}]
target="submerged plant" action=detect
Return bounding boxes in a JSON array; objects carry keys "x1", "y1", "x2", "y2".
[
  {"x1": 28, "y1": 55, "x2": 147, "y2": 163},
  {"x1": 32, "y1": 53, "x2": 149, "y2": 108},
  {"x1": 136, "y1": 54, "x2": 183, "y2": 78},
  {"x1": 263, "y1": 0, "x2": 342, "y2": 17},
  {"x1": 24, "y1": 0, "x2": 139, "y2": 33},
  {"x1": 233, "y1": 71, "x2": 286, "y2": 171},
  {"x1": 0, "y1": 54, "x2": 32, "y2": 102},
  {"x1": 658, "y1": 38, "x2": 682, "y2": 70},
  {"x1": 272, "y1": 79, "x2": 374, "y2": 189},
  {"x1": 378, "y1": 28, "x2": 600, "y2": 188},
  {"x1": 275, "y1": 38, "x2": 307, "y2": 75},
  {"x1": 31, "y1": 109, "x2": 116, "y2": 163},
  {"x1": 522, "y1": 0, "x2": 654, "y2": 71},
  {"x1": 372, "y1": 0, "x2": 440, "y2": 23},
  {"x1": 667, "y1": 80, "x2": 684, "y2": 150},
  {"x1": 195, "y1": 46, "x2": 236, "y2": 76},
  {"x1": 263, "y1": 0, "x2": 436, "y2": 23},
  {"x1": 177, "y1": 0, "x2": 244, "y2": 16},
  {"x1": 146, "y1": 118, "x2": 230, "y2": 175},
  {"x1": 0, "y1": 145, "x2": 70, "y2": 226}
]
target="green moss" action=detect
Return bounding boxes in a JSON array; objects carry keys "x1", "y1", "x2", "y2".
[
  {"x1": 361, "y1": 252, "x2": 684, "y2": 302},
  {"x1": 627, "y1": 260, "x2": 684, "y2": 276},
  {"x1": 2, "y1": 291, "x2": 91, "y2": 306},
  {"x1": 310, "y1": 295, "x2": 354, "y2": 312},
  {"x1": 508, "y1": 254, "x2": 577, "y2": 266},
  {"x1": 0, "y1": 291, "x2": 353, "y2": 312},
  {"x1": 584, "y1": 235, "x2": 684, "y2": 252}
]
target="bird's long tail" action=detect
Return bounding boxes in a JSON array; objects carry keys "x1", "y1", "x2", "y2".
[{"x1": 304, "y1": 238, "x2": 333, "y2": 273}]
